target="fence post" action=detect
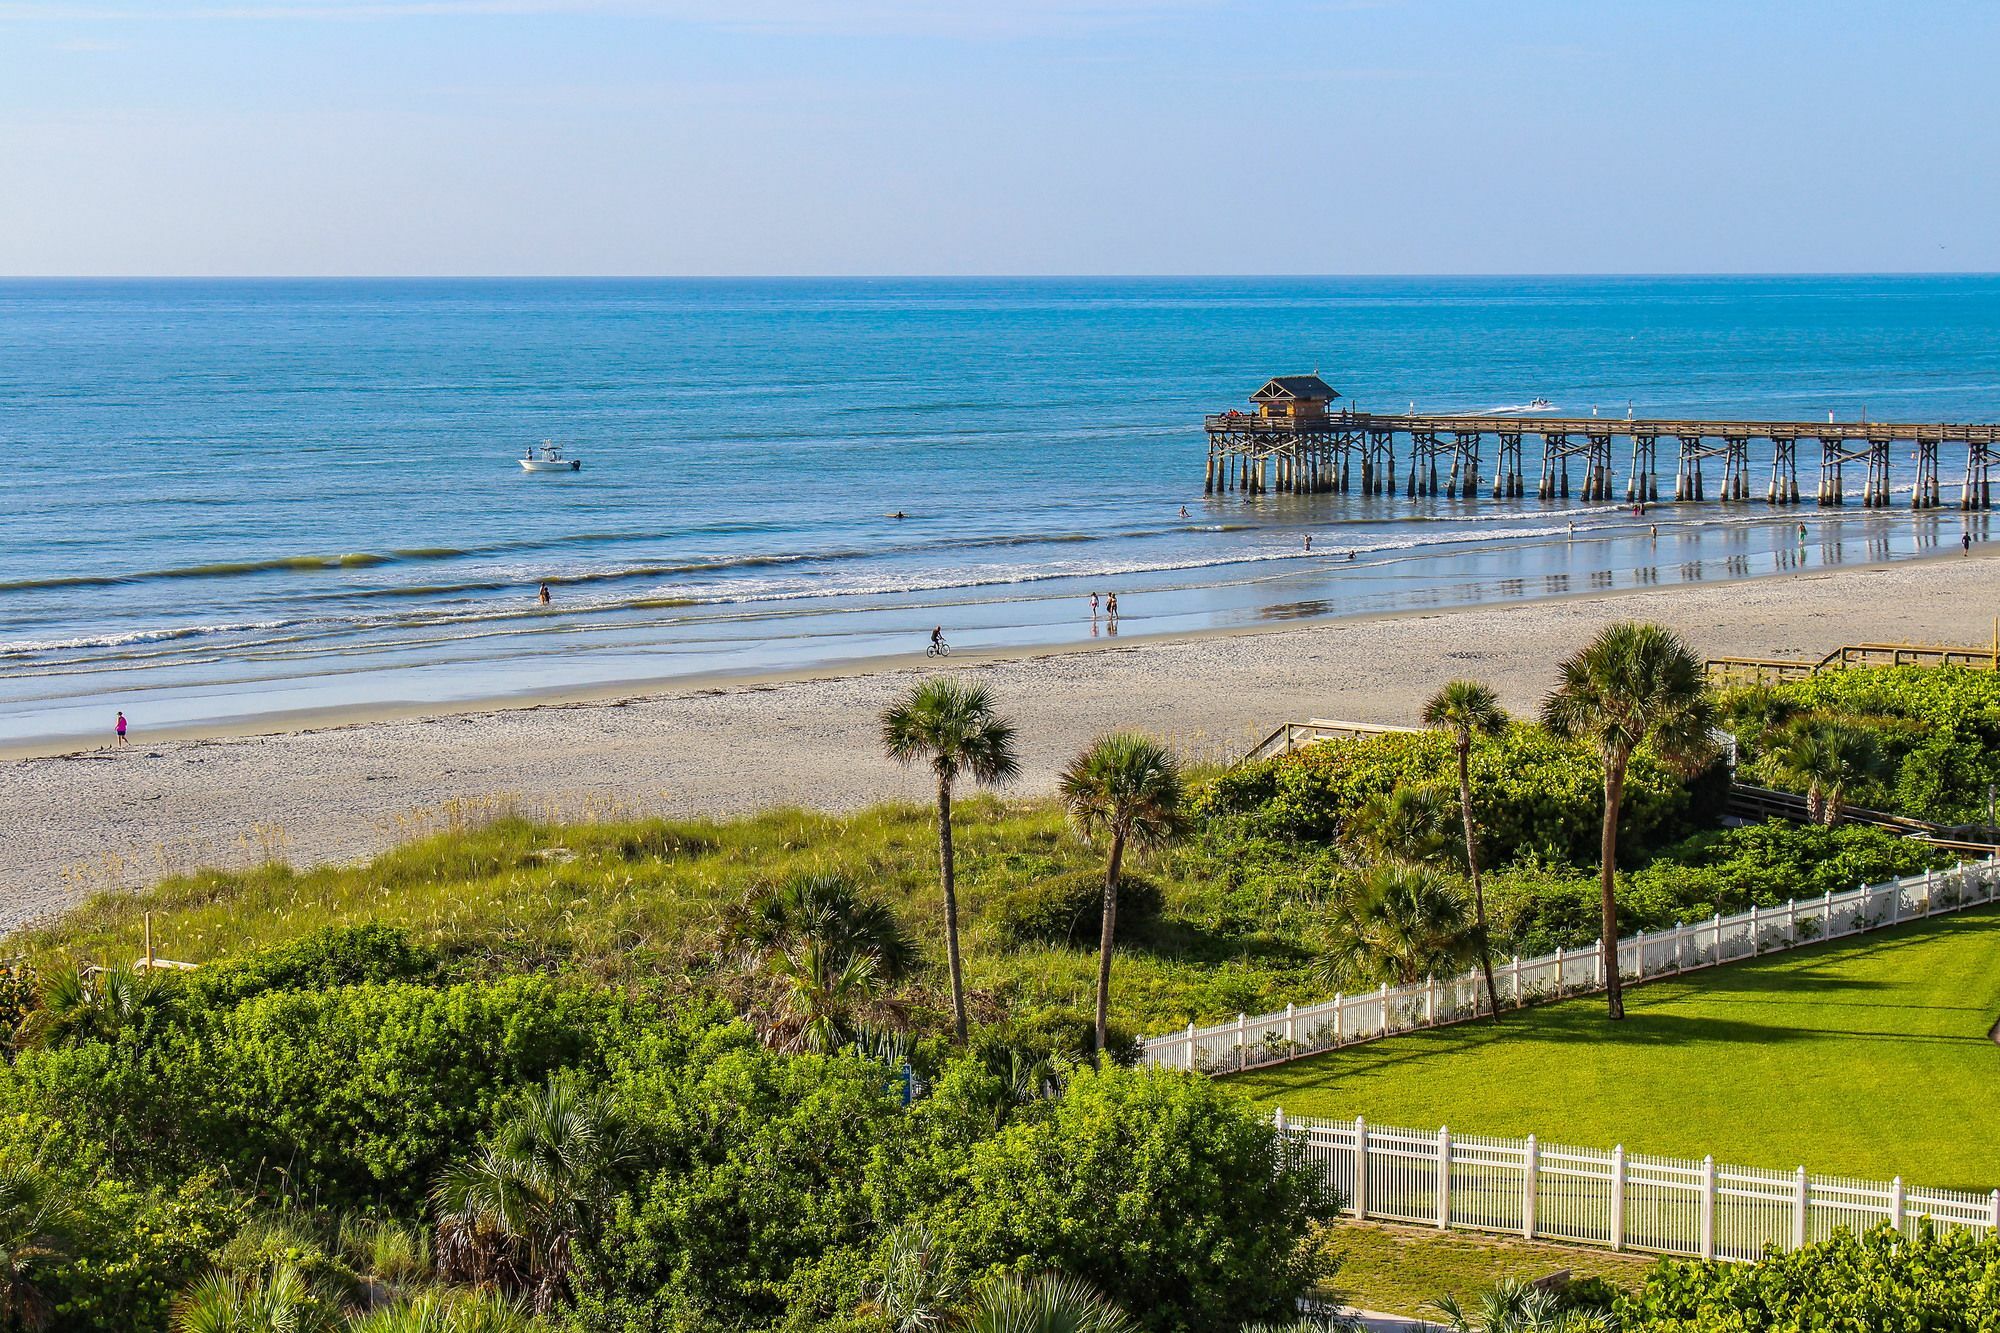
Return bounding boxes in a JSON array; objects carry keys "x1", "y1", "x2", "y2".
[
  {"x1": 1592, "y1": 939, "x2": 1603, "y2": 990},
  {"x1": 1523, "y1": 1134, "x2": 1539, "y2": 1239},
  {"x1": 1891, "y1": 1176, "x2": 1905, "y2": 1234},
  {"x1": 1749, "y1": 903, "x2": 1760, "y2": 955},
  {"x1": 1184, "y1": 1022, "x2": 1196, "y2": 1071},
  {"x1": 1712, "y1": 913, "x2": 1722, "y2": 961},
  {"x1": 1787, "y1": 897, "x2": 1798, "y2": 944},
  {"x1": 1634, "y1": 930, "x2": 1646, "y2": 981},
  {"x1": 1285, "y1": 1002, "x2": 1296, "y2": 1049},
  {"x1": 1236, "y1": 1013, "x2": 1247, "y2": 1072},
  {"x1": 1675, "y1": 922, "x2": 1685, "y2": 973},
  {"x1": 1378, "y1": 982, "x2": 1390, "y2": 1036},
  {"x1": 1824, "y1": 889, "x2": 1834, "y2": 937},
  {"x1": 1700, "y1": 1156, "x2": 1716, "y2": 1260},
  {"x1": 1554, "y1": 944, "x2": 1566, "y2": 994},
  {"x1": 1425, "y1": 975, "x2": 1437, "y2": 1025},
  {"x1": 1611, "y1": 1145, "x2": 1627, "y2": 1251},
  {"x1": 1510, "y1": 955, "x2": 1522, "y2": 1007},
  {"x1": 1989, "y1": 1189, "x2": 1999, "y2": 1234},
  {"x1": 1437, "y1": 1126, "x2": 1452, "y2": 1229},
  {"x1": 1792, "y1": 1166, "x2": 1809, "y2": 1250},
  {"x1": 1273, "y1": 1106, "x2": 1287, "y2": 1136},
  {"x1": 1352, "y1": 1117, "x2": 1369, "y2": 1219},
  {"x1": 1334, "y1": 993, "x2": 1345, "y2": 1046},
  {"x1": 1890, "y1": 882, "x2": 1901, "y2": 924}
]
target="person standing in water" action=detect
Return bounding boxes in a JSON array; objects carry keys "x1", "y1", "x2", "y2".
[
  {"x1": 1105, "y1": 593, "x2": 1118, "y2": 619},
  {"x1": 1303, "y1": 534, "x2": 1312, "y2": 552},
  {"x1": 114, "y1": 711, "x2": 128, "y2": 747},
  {"x1": 1090, "y1": 592, "x2": 1100, "y2": 618},
  {"x1": 538, "y1": 582, "x2": 551, "y2": 604},
  {"x1": 1179, "y1": 504, "x2": 1190, "y2": 519},
  {"x1": 1964, "y1": 531, "x2": 1974, "y2": 556}
]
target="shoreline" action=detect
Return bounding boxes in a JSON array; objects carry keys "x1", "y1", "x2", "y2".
[
  {"x1": 4, "y1": 550, "x2": 1998, "y2": 933},
  {"x1": 9, "y1": 543, "x2": 1992, "y2": 765}
]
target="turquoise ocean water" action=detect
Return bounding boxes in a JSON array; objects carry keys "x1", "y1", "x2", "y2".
[{"x1": 2, "y1": 276, "x2": 1996, "y2": 748}]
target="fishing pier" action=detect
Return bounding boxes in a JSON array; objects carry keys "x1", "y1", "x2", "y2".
[{"x1": 1204, "y1": 376, "x2": 2000, "y2": 509}]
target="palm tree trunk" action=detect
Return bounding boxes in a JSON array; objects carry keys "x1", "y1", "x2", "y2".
[
  {"x1": 1094, "y1": 831, "x2": 1126, "y2": 1063},
  {"x1": 937, "y1": 776, "x2": 968, "y2": 1043},
  {"x1": 1600, "y1": 750, "x2": 1628, "y2": 1021},
  {"x1": 1458, "y1": 740, "x2": 1502, "y2": 1024}
]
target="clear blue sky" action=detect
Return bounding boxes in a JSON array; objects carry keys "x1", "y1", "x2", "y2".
[{"x1": 2, "y1": 0, "x2": 1996, "y2": 276}]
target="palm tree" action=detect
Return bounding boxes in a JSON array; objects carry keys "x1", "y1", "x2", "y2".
[
  {"x1": 1057, "y1": 733, "x2": 1185, "y2": 1060},
  {"x1": 15, "y1": 964, "x2": 169, "y2": 1050},
  {"x1": 1541, "y1": 621, "x2": 1715, "y2": 1020},
  {"x1": 1427, "y1": 1278, "x2": 1564, "y2": 1333},
  {"x1": 860, "y1": 1222, "x2": 963, "y2": 1333},
  {"x1": 963, "y1": 1273, "x2": 1136, "y2": 1333},
  {"x1": 1341, "y1": 784, "x2": 1455, "y2": 864},
  {"x1": 1423, "y1": 681, "x2": 1510, "y2": 1023},
  {"x1": 881, "y1": 678, "x2": 1020, "y2": 1043},
  {"x1": 726, "y1": 870, "x2": 920, "y2": 982},
  {"x1": 432, "y1": 1072, "x2": 632, "y2": 1314},
  {"x1": 347, "y1": 1288, "x2": 541, "y2": 1333},
  {"x1": 1767, "y1": 720, "x2": 1887, "y2": 824},
  {"x1": 769, "y1": 938, "x2": 879, "y2": 1054},
  {"x1": 1318, "y1": 861, "x2": 1475, "y2": 988},
  {"x1": 170, "y1": 1264, "x2": 334, "y2": 1333},
  {"x1": 0, "y1": 1163, "x2": 71, "y2": 1332}
]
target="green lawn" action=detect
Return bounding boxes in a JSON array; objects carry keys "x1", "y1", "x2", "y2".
[
  {"x1": 1328, "y1": 1221, "x2": 1652, "y2": 1317},
  {"x1": 1232, "y1": 907, "x2": 2000, "y2": 1190}
]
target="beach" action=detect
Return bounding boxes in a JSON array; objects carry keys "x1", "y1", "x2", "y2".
[{"x1": 4, "y1": 552, "x2": 1993, "y2": 932}]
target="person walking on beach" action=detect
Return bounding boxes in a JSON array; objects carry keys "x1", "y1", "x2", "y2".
[
  {"x1": 1965, "y1": 531, "x2": 1974, "y2": 556},
  {"x1": 1090, "y1": 592, "x2": 1100, "y2": 618},
  {"x1": 1799, "y1": 523, "x2": 1808, "y2": 544},
  {"x1": 114, "y1": 711, "x2": 128, "y2": 747},
  {"x1": 1649, "y1": 524, "x2": 1658, "y2": 540},
  {"x1": 1105, "y1": 592, "x2": 1118, "y2": 619}
]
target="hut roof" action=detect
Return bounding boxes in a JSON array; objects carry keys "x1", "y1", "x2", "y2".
[{"x1": 1251, "y1": 375, "x2": 1339, "y2": 403}]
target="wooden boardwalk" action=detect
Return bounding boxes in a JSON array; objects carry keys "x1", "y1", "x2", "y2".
[{"x1": 1205, "y1": 403, "x2": 2000, "y2": 509}]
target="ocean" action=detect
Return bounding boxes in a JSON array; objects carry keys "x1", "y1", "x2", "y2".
[{"x1": 3, "y1": 275, "x2": 1997, "y2": 749}]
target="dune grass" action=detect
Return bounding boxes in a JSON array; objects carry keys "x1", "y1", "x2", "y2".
[
  {"x1": 12, "y1": 799, "x2": 1323, "y2": 1032},
  {"x1": 1230, "y1": 907, "x2": 2000, "y2": 1189}
]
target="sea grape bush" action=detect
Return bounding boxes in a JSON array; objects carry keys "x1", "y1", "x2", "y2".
[
  {"x1": 1619, "y1": 1224, "x2": 2000, "y2": 1332},
  {"x1": 1725, "y1": 666, "x2": 2000, "y2": 825},
  {"x1": 1191, "y1": 724, "x2": 1723, "y2": 865}
]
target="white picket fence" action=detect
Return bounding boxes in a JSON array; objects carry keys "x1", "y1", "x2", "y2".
[
  {"x1": 1140, "y1": 855, "x2": 2000, "y2": 1073},
  {"x1": 1280, "y1": 1113, "x2": 2000, "y2": 1262}
]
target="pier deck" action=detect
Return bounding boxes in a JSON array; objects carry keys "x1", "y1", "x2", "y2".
[{"x1": 1203, "y1": 404, "x2": 2000, "y2": 509}]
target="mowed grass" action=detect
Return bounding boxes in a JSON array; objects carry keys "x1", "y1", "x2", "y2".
[
  {"x1": 1231, "y1": 907, "x2": 2000, "y2": 1190},
  {"x1": 1328, "y1": 1220, "x2": 1652, "y2": 1317}
]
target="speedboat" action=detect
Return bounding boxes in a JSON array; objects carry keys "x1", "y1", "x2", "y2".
[
  {"x1": 519, "y1": 442, "x2": 582, "y2": 473},
  {"x1": 1481, "y1": 398, "x2": 1560, "y2": 416}
]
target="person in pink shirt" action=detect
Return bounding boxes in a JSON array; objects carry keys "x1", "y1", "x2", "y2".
[{"x1": 115, "y1": 711, "x2": 129, "y2": 747}]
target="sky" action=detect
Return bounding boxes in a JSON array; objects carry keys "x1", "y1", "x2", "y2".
[{"x1": 1, "y1": 1, "x2": 1997, "y2": 276}]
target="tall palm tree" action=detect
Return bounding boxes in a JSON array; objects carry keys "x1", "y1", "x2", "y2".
[
  {"x1": 432, "y1": 1072, "x2": 632, "y2": 1314},
  {"x1": 881, "y1": 677, "x2": 1019, "y2": 1043},
  {"x1": 963, "y1": 1273, "x2": 1136, "y2": 1333},
  {"x1": 1768, "y1": 720, "x2": 1887, "y2": 825},
  {"x1": 1057, "y1": 733, "x2": 1185, "y2": 1060},
  {"x1": 1423, "y1": 680, "x2": 1510, "y2": 1023},
  {"x1": 0, "y1": 1163, "x2": 71, "y2": 1332},
  {"x1": 1317, "y1": 861, "x2": 1475, "y2": 988},
  {"x1": 1541, "y1": 622, "x2": 1715, "y2": 1020}
]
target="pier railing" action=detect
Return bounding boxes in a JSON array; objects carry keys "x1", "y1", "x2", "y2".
[
  {"x1": 1707, "y1": 642, "x2": 2000, "y2": 685},
  {"x1": 1137, "y1": 856, "x2": 2000, "y2": 1074}
]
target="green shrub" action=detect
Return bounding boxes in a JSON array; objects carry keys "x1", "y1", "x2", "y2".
[
  {"x1": 1726, "y1": 667, "x2": 2000, "y2": 824},
  {"x1": 934, "y1": 1065, "x2": 1336, "y2": 1333},
  {"x1": 1191, "y1": 725, "x2": 1722, "y2": 865},
  {"x1": 44, "y1": 1171, "x2": 247, "y2": 1333},
  {"x1": 186, "y1": 923, "x2": 440, "y2": 1006},
  {"x1": 993, "y1": 871, "x2": 1163, "y2": 949},
  {"x1": 1618, "y1": 1223, "x2": 2000, "y2": 1331}
]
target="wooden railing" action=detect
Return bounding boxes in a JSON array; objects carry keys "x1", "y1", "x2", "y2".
[
  {"x1": 1707, "y1": 642, "x2": 2000, "y2": 685},
  {"x1": 1240, "y1": 718, "x2": 1419, "y2": 764}
]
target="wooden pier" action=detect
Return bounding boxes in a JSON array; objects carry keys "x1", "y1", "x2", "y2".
[{"x1": 1204, "y1": 377, "x2": 2000, "y2": 510}]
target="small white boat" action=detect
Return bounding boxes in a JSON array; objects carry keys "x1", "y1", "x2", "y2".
[
  {"x1": 519, "y1": 442, "x2": 582, "y2": 473},
  {"x1": 1481, "y1": 398, "x2": 1560, "y2": 416}
]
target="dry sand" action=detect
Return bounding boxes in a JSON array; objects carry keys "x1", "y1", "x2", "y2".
[{"x1": 4, "y1": 553, "x2": 1995, "y2": 931}]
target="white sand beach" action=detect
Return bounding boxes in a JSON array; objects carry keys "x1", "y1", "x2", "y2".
[{"x1": 3, "y1": 553, "x2": 1995, "y2": 932}]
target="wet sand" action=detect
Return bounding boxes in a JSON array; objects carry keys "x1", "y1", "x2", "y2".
[{"x1": 4, "y1": 552, "x2": 1995, "y2": 932}]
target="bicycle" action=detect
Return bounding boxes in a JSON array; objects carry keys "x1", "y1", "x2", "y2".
[{"x1": 926, "y1": 640, "x2": 951, "y2": 658}]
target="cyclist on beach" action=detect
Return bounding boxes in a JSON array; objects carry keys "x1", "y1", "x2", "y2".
[{"x1": 930, "y1": 626, "x2": 945, "y2": 652}]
